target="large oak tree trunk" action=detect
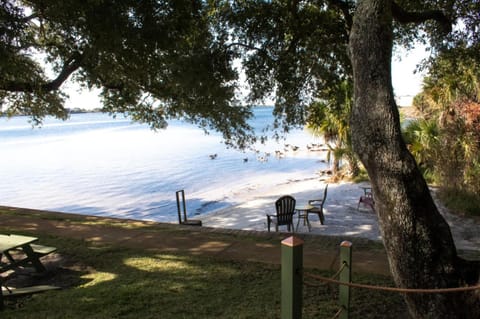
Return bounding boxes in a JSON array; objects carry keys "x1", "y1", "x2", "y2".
[{"x1": 349, "y1": 1, "x2": 480, "y2": 317}]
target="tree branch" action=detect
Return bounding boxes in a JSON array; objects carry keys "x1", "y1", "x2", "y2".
[
  {"x1": 97, "y1": 74, "x2": 125, "y2": 91},
  {"x1": 226, "y1": 42, "x2": 276, "y2": 62},
  {"x1": 44, "y1": 54, "x2": 83, "y2": 91},
  {"x1": 391, "y1": 2, "x2": 452, "y2": 33},
  {"x1": 1, "y1": 54, "x2": 83, "y2": 93},
  {"x1": 326, "y1": 0, "x2": 353, "y2": 31},
  {"x1": 18, "y1": 13, "x2": 38, "y2": 23}
]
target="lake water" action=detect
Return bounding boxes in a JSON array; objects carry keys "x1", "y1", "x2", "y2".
[{"x1": 0, "y1": 107, "x2": 327, "y2": 222}]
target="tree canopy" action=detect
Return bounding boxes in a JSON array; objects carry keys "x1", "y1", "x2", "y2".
[
  {"x1": 2, "y1": 1, "x2": 479, "y2": 140},
  {"x1": 2, "y1": 1, "x2": 480, "y2": 317},
  {"x1": 1, "y1": 0, "x2": 254, "y2": 146}
]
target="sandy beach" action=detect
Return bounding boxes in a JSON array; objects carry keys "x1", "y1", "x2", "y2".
[{"x1": 199, "y1": 176, "x2": 480, "y2": 252}]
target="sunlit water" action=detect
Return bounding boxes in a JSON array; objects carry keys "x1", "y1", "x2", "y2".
[{"x1": 0, "y1": 107, "x2": 327, "y2": 222}]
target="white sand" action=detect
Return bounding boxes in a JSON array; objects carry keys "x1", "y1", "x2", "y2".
[{"x1": 199, "y1": 176, "x2": 480, "y2": 252}]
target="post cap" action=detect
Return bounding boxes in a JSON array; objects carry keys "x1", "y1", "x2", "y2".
[
  {"x1": 281, "y1": 236, "x2": 304, "y2": 247},
  {"x1": 340, "y1": 240, "x2": 352, "y2": 247}
]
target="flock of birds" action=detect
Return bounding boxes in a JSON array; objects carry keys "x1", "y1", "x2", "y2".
[{"x1": 208, "y1": 143, "x2": 327, "y2": 163}]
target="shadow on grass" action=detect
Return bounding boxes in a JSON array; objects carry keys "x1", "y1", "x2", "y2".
[{"x1": 1, "y1": 233, "x2": 406, "y2": 319}]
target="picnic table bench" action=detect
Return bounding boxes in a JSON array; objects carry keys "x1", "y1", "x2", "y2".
[
  {"x1": 1, "y1": 234, "x2": 59, "y2": 309},
  {"x1": 0, "y1": 234, "x2": 56, "y2": 274}
]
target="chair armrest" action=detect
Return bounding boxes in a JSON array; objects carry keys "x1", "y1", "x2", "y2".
[{"x1": 308, "y1": 199, "x2": 324, "y2": 205}]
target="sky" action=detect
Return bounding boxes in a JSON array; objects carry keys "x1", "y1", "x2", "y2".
[
  {"x1": 391, "y1": 45, "x2": 428, "y2": 106},
  {"x1": 64, "y1": 45, "x2": 428, "y2": 110}
]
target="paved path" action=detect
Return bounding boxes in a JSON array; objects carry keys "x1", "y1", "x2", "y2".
[
  {"x1": 199, "y1": 182, "x2": 480, "y2": 252},
  {"x1": 0, "y1": 206, "x2": 392, "y2": 276}
]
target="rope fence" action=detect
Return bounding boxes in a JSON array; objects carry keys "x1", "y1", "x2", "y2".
[
  {"x1": 304, "y1": 272, "x2": 480, "y2": 294},
  {"x1": 331, "y1": 307, "x2": 343, "y2": 319},
  {"x1": 304, "y1": 261, "x2": 347, "y2": 288},
  {"x1": 281, "y1": 236, "x2": 480, "y2": 319}
]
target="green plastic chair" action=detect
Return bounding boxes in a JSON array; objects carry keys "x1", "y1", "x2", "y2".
[
  {"x1": 308, "y1": 184, "x2": 328, "y2": 225},
  {"x1": 267, "y1": 195, "x2": 296, "y2": 232}
]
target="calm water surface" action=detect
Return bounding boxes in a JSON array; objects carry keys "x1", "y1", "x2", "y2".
[{"x1": 0, "y1": 108, "x2": 326, "y2": 222}]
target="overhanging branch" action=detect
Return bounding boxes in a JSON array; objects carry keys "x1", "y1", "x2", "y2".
[
  {"x1": 44, "y1": 54, "x2": 83, "y2": 91},
  {"x1": 392, "y1": 2, "x2": 452, "y2": 33},
  {"x1": 1, "y1": 53, "x2": 83, "y2": 93},
  {"x1": 18, "y1": 13, "x2": 38, "y2": 23}
]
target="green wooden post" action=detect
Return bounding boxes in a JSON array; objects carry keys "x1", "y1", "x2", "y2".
[
  {"x1": 339, "y1": 241, "x2": 352, "y2": 319},
  {"x1": 281, "y1": 236, "x2": 304, "y2": 319}
]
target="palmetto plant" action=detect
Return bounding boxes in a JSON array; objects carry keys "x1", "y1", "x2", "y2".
[
  {"x1": 402, "y1": 118, "x2": 440, "y2": 175},
  {"x1": 411, "y1": 45, "x2": 480, "y2": 192},
  {"x1": 306, "y1": 80, "x2": 358, "y2": 178}
]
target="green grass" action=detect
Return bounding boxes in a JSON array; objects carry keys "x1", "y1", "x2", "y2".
[{"x1": 1, "y1": 231, "x2": 406, "y2": 319}]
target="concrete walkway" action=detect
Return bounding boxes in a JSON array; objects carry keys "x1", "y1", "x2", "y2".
[
  {"x1": 0, "y1": 206, "x2": 392, "y2": 276},
  {"x1": 199, "y1": 181, "x2": 480, "y2": 252}
]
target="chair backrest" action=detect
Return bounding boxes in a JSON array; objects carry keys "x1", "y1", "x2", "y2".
[
  {"x1": 322, "y1": 184, "x2": 329, "y2": 203},
  {"x1": 275, "y1": 195, "x2": 296, "y2": 225}
]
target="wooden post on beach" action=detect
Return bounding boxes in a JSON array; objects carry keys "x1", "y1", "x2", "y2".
[
  {"x1": 339, "y1": 241, "x2": 352, "y2": 319},
  {"x1": 281, "y1": 236, "x2": 303, "y2": 319},
  {"x1": 0, "y1": 284, "x2": 3, "y2": 310}
]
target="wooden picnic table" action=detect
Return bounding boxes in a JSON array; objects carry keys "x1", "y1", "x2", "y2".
[{"x1": 0, "y1": 234, "x2": 56, "y2": 274}]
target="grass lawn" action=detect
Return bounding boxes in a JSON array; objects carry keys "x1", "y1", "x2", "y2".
[{"x1": 0, "y1": 218, "x2": 407, "y2": 318}]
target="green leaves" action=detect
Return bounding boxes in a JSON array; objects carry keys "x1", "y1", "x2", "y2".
[
  {"x1": 223, "y1": 1, "x2": 350, "y2": 130},
  {"x1": 305, "y1": 80, "x2": 357, "y2": 177},
  {"x1": 0, "y1": 0, "x2": 255, "y2": 147},
  {"x1": 2, "y1": 0, "x2": 480, "y2": 150},
  {"x1": 402, "y1": 118, "x2": 439, "y2": 171}
]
